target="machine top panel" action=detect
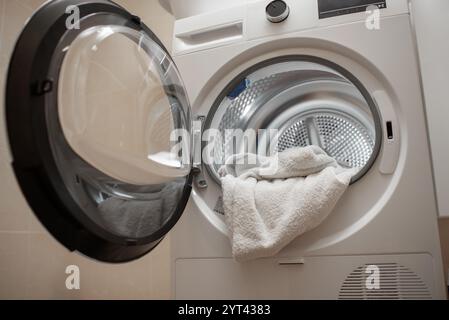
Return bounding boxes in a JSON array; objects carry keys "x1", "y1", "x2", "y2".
[{"x1": 172, "y1": 0, "x2": 409, "y2": 55}]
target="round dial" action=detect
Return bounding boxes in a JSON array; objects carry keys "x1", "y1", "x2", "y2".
[{"x1": 266, "y1": 0, "x2": 290, "y2": 23}]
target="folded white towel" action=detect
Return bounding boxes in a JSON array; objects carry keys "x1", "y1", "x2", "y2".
[{"x1": 219, "y1": 146, "x2": 356, "y2": 262}]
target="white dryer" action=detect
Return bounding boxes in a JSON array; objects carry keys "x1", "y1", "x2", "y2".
[
  {"x1": 4, "y1": 0, "x2": 446, "y2": 299},
  {"x1": 165, "y1": 0, "x2": 447, "y2": 299}
]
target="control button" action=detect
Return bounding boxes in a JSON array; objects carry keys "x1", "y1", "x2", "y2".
[{"x1": 266, "y1": 0, "x2": 290, "y2": 23}]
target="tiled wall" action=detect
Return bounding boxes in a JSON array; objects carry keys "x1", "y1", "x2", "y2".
[{"x1": 0, "y1": 0, "x2": 174, "y2": 299}]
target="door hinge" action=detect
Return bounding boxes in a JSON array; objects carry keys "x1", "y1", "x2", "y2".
[
  {"x1": 192, "y1": 116, "x2": 207, "y2": 189},
  {"x1": 131, "y1": 15, "x2": 142, "y2": 26}
]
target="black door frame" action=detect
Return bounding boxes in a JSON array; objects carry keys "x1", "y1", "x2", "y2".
[{"x1": 6, "y1": 0, "x2": 193, "y2": 263}]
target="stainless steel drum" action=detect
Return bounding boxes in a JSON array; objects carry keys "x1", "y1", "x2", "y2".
[{"x1": 204, "y1": 57, "x2": 382, "y2": 183}]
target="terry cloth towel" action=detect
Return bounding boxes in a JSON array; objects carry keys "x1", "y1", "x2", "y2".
[
  {"x1": 219, "y1": 146, "x2": 357, "y2": 262},
  {"x1": 97, "y1": 181, "x2": 183, "y2": 238}
]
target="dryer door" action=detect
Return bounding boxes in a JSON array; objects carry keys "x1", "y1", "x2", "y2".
[{"x1": 6, "y1": 0, "x2": 193, "y2": 262}]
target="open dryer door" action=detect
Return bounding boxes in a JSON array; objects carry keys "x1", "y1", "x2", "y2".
[{"x1": 6, "y1": 0, "x2": 193, "y2": 262}]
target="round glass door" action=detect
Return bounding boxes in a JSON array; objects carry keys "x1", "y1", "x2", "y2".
[{"x1": 6, "y1": 0, "x2": 192, "y2": 262}]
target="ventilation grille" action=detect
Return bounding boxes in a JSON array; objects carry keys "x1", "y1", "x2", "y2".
[{"x1": 339, "y1": 263, "x2": 432, "y2": 300}]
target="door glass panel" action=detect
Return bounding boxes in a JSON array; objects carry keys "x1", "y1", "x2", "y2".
[
  {"x1": 58, "y1": 25, "x2": 191, "y2": 185},
  {"x1": 46, "y1": 25, "x2": 192, "y2": 239}
]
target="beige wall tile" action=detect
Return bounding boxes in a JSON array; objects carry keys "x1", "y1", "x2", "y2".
[
  {"x1": 0, "y1": 0, "x2": 174, "y2": 299},
  {"x1": 0, "y1": 0, "x2": 5, "y2": 52},
  {"x1": 1, "y1": 1, "x2": 34, "y2": 61},
  {"x1": 19, "y1": 0, "x2": 48, "y2": 11},
  {"x1": 0, "y1": 233, "x2": 29, "y2": 299},
  {"x1": 0, "y1": 156, "x2": 35, "y2": 232},
  {"x1": 148, "y1": 237, "x2": 171, "y2": 299},
  {"x1": 0, "y1": 53, "x2": 6, "y2": 155},
  {"x1": 25, "y1": 233, "x2": 80, "y2": 299},
  {"x1": 26, "y1": 233, "x2": 170, "y2": 299},
  {"x1": 0, "y1": 0, "x2": 7, "y2": 154},
  {"x1": 0, "y1": 1, "x2": 46, "y2": 156}
]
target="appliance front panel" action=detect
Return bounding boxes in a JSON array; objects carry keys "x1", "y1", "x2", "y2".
[
  {"x1": 175, "y1": 254, "x2": 439, "y2": 299},
  {"x1": 171, "y1": 14, "x2": 445, "y2": 298}
]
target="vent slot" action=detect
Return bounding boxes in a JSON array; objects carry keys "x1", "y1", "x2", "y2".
[
  {"x1": 176, "y1": 22, "x2": 243, "y2": 47},
  {"x1": 339, "y1": 263, "x2": 432, "y2": 300}
]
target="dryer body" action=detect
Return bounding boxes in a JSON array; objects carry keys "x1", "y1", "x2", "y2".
[{"x1": 169, "y1": 0, "x2": 447, "y2": 299}]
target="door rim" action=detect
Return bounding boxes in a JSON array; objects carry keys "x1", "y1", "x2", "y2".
[
  {"x1": 202, "y1": 55, "x2": 383, "y2": 186},
  {"x1": 5, "y1": 0, "x2": 193, "y2": 263}
]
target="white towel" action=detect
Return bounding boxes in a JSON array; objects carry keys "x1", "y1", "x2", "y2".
[{"x1": 219, "y1": 146, "x2": 356, "y2": 262}]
